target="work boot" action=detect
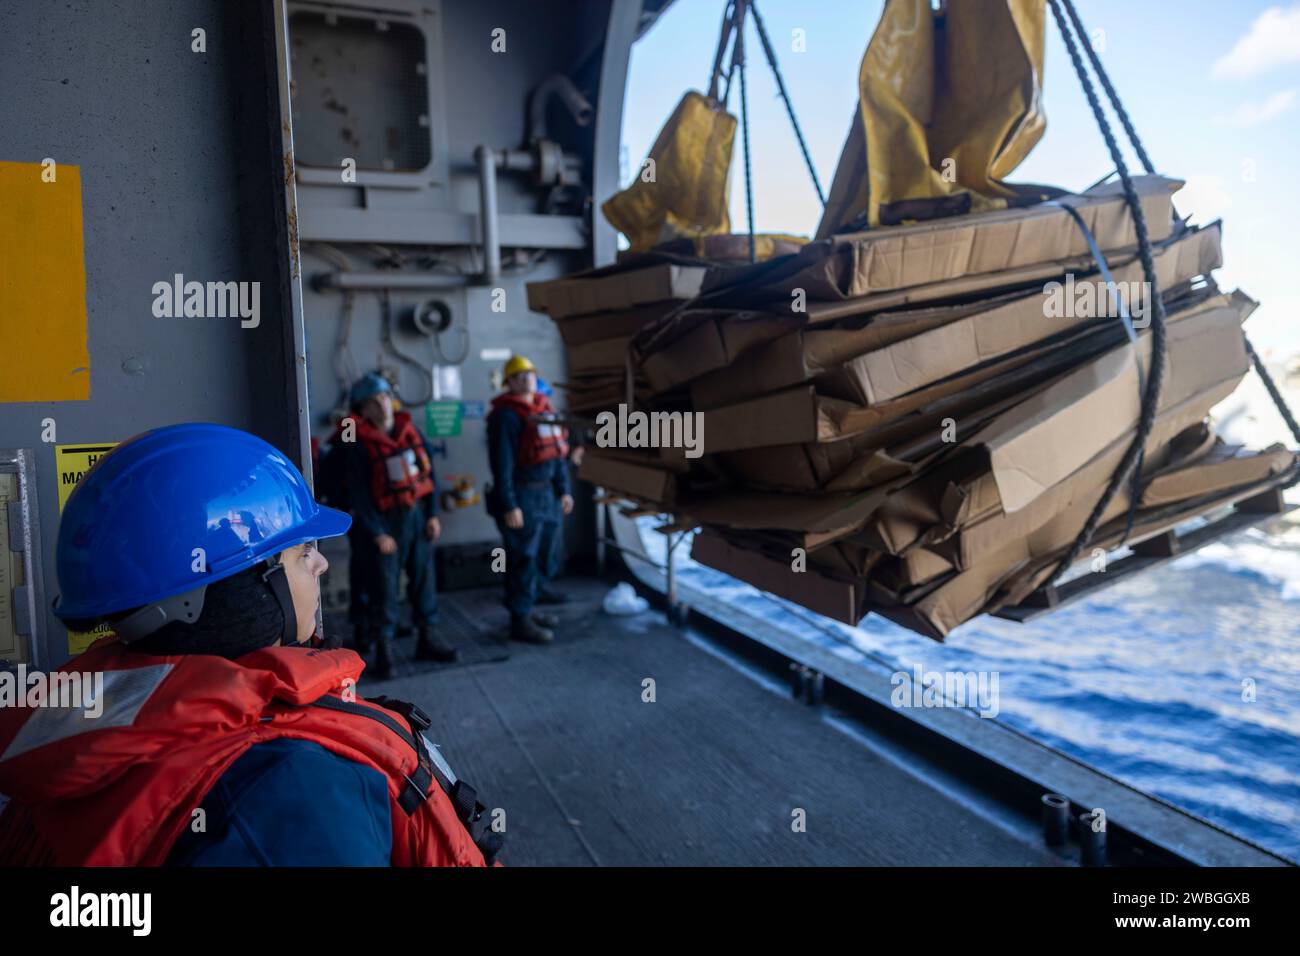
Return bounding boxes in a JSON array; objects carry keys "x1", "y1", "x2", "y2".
[
  {"x1": 510, "y1": 615, "x2": 554, "y2": 645},
  {"x1": 414, "y1": 627, "x2": 459, "y2": 663},
  {"x1": 372, "y1": 638, "x2": 397, "y2": 681},
  {"x1": 531, "y1": 611, "x2": 559, "y2": 629},
  {"x1": 535, "y1": 588, "x2": 569, "y2": 605}
]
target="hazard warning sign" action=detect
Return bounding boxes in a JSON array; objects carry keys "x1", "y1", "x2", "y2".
[
  {"x1": 54, "y1": 442, "x2": 117, "y2": 652},
  {"x1": 55, "y1": 443, "x2": 116, "y2": 512}
]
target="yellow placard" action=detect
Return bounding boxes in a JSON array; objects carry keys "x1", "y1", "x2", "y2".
[
  {"x1": 55, "y1": 442, "x2": 116, "y2": 512},
  {"x1": 55, "y1": 442, "x2": 117, "y2": 653},
  {"x1": 0, "y1": 160, "x2": 91, "y2": 402}
]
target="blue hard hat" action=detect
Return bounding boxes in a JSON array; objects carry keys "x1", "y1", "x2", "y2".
[
  {"x1": 54, "y1": 423, "x2": 351, "y2": 622},
  {"x1": 349, "y1": 372, "x2": 393, "y2": 409}
]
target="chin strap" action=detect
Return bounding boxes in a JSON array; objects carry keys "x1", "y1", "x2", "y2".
[{"x1": 261, "y1": 559, "x2": 301, "y2": 648}]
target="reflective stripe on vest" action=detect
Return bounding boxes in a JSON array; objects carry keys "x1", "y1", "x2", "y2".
[
  {"x1": 0, "y1": 664, "x2": 172, "y2": 763},
  {"x1": 355, "y1": 411, "x2": 435, "y2": 511},
  {"x1": 491, "y1": 392, "x2": 569, "y2": 468}
]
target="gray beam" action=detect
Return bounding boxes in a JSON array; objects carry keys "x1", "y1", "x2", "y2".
[
  {"x1": 591, "y1": 0, "x2": 643, "y2": 267},
  {"x1": 299, "y1": 207, "x2": 587, "y2": 249}
]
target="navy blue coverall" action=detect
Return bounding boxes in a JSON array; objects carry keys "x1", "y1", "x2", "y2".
[
  {"x1": 346, "y1": 435, "x2": 439, "y2": 641},
  {"x1": 166, "y1": 739, "x2": 390, "y2": 865},
  {"x1": 487, "y1": 405, "x2": 570, "y2": 619}
]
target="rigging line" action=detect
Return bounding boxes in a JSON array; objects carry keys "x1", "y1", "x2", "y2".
[
  {"x1": 1059, "y1": 0, "x2": 1300, "y2": 459},
  {"x1": 748, "y1": 1, "x2": 826, "y2": 205},
  {"x1": 1060, "y1": 0, "x2": 1156, "y2": 177},
  {"x1": 1044, "y1": 0, "x2": 1168, "y2": 587},
  {"x1": 734, "y1": 1, "x2": 756, "y2": 263}
]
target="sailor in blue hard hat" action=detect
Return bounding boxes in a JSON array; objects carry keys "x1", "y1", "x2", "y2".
[
  {"x1": 349, "y1": 370, "x2": 390, "y2": 409},
  {"x1": 54, "y1": 422, "x2": 351, "y2": 655},
  {"x1": 322, "y1": 372, "x2": 454, "y2": 679},
  {"x1": 8, "y1": 422, "x2": 497, "y2": 866}
]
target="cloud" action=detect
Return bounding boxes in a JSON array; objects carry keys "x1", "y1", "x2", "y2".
[
  {"x1": 1212, "y1": 5, "x2": 1300, "y2": 79},
  {"x1": 1216, "y1": 89, "x2": 1298, "y2": 126}
]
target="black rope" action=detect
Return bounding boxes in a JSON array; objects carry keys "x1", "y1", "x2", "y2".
[
  {"x1": 1060, "y1": 0, "x2": 1156, "y2": 177},
  {"x1": 1045, "y1": 0, "x2": 1168, "y2": 585},
  {"x1": 707, "y1": 0, "x2": 737, "y2": 101},
  {"x1": 1246, "y1": 338, "x2": 1300, "y2": 446},
  {"x1": 735, "y1": 4, "x2": 756, "y2": 263},
  {"x1": 748, "y1": 1, "x2": 826, "y2": 205},
  {"x1": 1055, "y1": 13, "x2": 1162, "y2": 548},
  {"x1": 1059, "y1": 0, "x2": 1300, "y2": 463}
]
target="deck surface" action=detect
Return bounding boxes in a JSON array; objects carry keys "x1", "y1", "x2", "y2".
[{"x1": 329, "y1": 578, "x2": 1061, "y2": 866}]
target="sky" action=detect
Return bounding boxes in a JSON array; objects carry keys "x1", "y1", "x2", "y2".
[{"x1": 620, "y1": 0, "x2": 1300, "y2": 359}]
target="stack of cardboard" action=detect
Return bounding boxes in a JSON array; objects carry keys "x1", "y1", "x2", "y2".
[
  {"x1": 525, "y1": 257, "x2": 707, "y2": 416},
  {"x1": 525, "y1": 234, "x2": 805, "y2": 416},
  {"x1": 527, "y1": 176, "x2": 1297, "y2": 639}
]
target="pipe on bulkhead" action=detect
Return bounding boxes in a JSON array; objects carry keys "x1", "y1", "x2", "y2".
[
  {"x1": 475, "y1": 144, "x2": 502, "y2": 286},
  {"x1": 313, "y1": 271, "x2": 470, "y2": 292},
  {"x1": 529, "y1": 74, "x2": 594, "y2": 142}
]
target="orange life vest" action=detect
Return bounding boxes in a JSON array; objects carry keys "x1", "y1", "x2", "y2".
[
  {"x1": 352, "y1": 410, "x2": 436, "y2": 511},
  {"x1": 490, "y1": 391, "x2": 569, "y2": 468},
  {"x1": 0, "y1": 639, "x2": 492, "y2": 867}
]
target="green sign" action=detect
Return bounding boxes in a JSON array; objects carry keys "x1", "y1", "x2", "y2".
[{"x1": 426, "y1": 401, "x2": 463, "y2": 437}]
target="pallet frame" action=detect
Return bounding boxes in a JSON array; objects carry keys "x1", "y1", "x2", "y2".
[{"x1": 995, "y1": 484, "x2": 1294, "y2": 623}]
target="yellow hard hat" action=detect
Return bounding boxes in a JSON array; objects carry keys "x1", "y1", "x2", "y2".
[{"x1": 503, "y1": 355, "x2": 537, "y2": 378}]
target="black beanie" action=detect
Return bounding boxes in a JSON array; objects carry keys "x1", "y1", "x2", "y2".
[{"x1": 119, "y1": 565, "x2": 289, "y2": 659}]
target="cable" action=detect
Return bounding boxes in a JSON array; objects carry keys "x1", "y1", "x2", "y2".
[
  {"x1": 378, "y1": 290, "x2": 435, "y2": 407},
  {"x1": 748, "y1": 1, "x2": 826, "y2": 206},
  {"x1": 1060, "y1": 0, "x2": 1156, "y2": 177},
  {"x1": 332, "y1": 291, "x2": 360, "y2": 415},
  {"x1": 307, "y1": 243, "x2": 361, "y2": 415},
  {"x1": 1246, "y1": 339, "x2": 1300, "y2": 447},
  {"x1": 707, "y1": 0, "x2": 738, "y2": 102},
  {"x1": 1058, "y1": 0, "x2": 1300, "y2": 464},
  {"x1": 429, "y1": 305, "x2": 471, "y2": 366},
  {"x1": 1044, "y1": 0, "x2": 1168, "y2": 586},
  {"x1": 734, "y1": 3, "x2": 756, "y2": 263}
]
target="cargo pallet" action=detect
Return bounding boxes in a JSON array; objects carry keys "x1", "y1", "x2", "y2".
[{"x1": 996, "y1": 482, "x2": 1296, "y2": 622}]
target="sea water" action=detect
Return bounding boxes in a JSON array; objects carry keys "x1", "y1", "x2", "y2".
[{"x1": 650, "y1": 517, "x2": 1300, "y2": 863}]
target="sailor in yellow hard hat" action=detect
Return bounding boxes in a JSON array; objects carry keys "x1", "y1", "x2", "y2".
[
  {"x1": 501, "y1": 354, "x2": 534, "y2": 379},
  {"x1": 485, "y1": 355, "x2": 572, "y2": 644}
]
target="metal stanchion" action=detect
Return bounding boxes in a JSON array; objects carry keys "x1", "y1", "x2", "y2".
[{"x1": 1041, "y1": 793, "x2": 1070, "y2": 847}]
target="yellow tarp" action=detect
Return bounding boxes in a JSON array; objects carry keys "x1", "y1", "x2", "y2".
[
  {"x1": 817, "y1": 0, "x2": 1047, "y2": 236},
  {"x1": 602, "y1": 91, "x2": 736, "y2": 253},
  {"x1": 0, "y1": 160, "x2": 91, "y2": 402}
]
